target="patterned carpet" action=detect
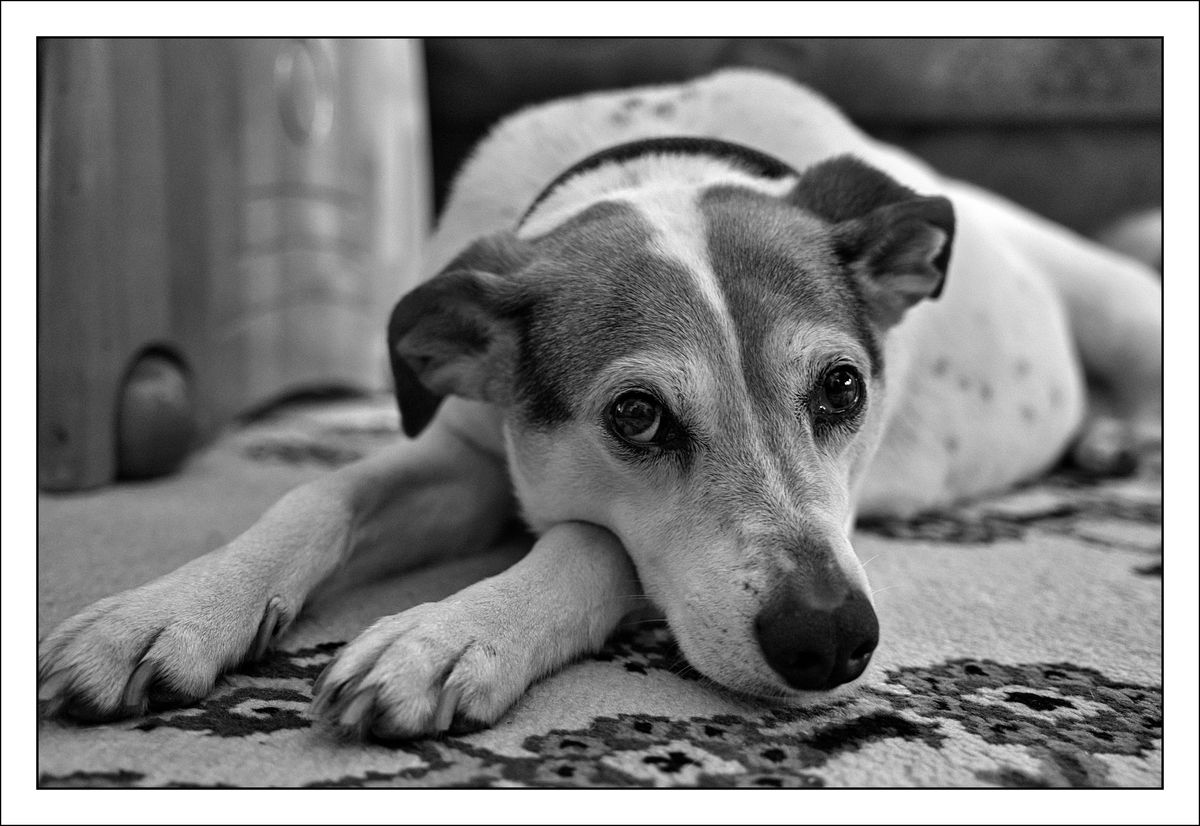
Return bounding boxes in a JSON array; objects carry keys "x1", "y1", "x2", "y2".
[{"x1": 36, "y1": 396, "x2": 1162, "y2": 788}]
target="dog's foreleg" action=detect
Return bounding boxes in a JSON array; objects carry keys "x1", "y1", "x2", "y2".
[
  {"x1": 38, "y1": 416, "x2": 513, "y2": 721},
  {"x1": 310, "y1": 521, "x2": 639, "y2": 739}
]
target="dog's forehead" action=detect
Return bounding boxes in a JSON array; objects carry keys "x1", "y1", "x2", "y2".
[
  {"x1": 515, "y1": 181, "x2": 875, "y2": 425},
  {"x1": 700, "y1": 185, "x2": 881, "y2": 382}
]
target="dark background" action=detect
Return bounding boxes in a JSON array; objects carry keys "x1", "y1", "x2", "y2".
[{"x1": 424, "y1": 38, "x2": 1162, "y2": 234}]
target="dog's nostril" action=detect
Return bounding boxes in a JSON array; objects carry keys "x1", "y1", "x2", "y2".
[
  {"x1": 850, "y1": 639, "x2": 876, "y2": 663},
  {"x1": 841, "y1": 639, "x2": 876, "y2": 683}
]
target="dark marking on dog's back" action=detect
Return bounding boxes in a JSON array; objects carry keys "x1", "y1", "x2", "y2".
[{"x1": 520, "y1": 138, "x2": 798, "y2": 226}]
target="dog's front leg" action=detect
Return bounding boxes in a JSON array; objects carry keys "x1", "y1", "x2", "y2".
[
  {"x1": 310, "y1": 521, "x2": 639, "y2": 739},
  {"x1": 38, "y1": 415, "x2": 513, "y2": 722}
]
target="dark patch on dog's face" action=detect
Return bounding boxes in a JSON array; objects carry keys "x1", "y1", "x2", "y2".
[
  {"x1": 513, "y1": 202, "x2": 727, "y2": 428},
  {"x1": 701, "y1": 185, "x2": 883, "y2": 381}
]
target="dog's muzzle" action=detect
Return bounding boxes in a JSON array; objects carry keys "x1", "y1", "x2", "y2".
[{"x1": 754, "y1": 575, "x2": 879, "y2": 691}]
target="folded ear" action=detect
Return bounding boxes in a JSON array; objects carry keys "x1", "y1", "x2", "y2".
[
  {"x1": 790, "y1": 155, "x2": 955, "y2": 327},
  {"x1": 387, "y1": 234, "x2": 531, "y2": 437}
]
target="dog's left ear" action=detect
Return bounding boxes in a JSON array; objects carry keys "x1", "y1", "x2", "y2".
[
  {"x1": 790, "y1": 155, "x2": 955, "y2": 327},
  {"x1": 387, "y1": 233, "x2": 532, "y2": 437}
]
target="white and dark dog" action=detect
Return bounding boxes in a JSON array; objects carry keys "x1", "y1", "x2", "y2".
[{"x1": 39, "y1": 69, "x2": 1162, "y2": 739}]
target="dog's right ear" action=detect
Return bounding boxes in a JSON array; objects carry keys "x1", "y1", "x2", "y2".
[
  {"x1": 789, "y1": 155, "x2": 955, "y2": 328},
  {"x1": 387, "y1": 234, "x2": 532, "y2": 437}
]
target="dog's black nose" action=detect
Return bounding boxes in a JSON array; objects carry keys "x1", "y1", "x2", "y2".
[{"x1": 754, "y1": 578, "x2": 879, "y2": 691}]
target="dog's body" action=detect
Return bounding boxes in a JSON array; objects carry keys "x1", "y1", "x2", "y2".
[{"x1": 39, "y1": 70, "x2": 1161, "y2": 739}]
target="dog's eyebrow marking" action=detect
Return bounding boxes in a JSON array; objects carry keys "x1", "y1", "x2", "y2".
[
  {"x1": 587, "y1": 352, "x2": 716, "y2": 417},
  {"x1": 774, "y1": 323, "x2": 873, "y2": 375}
]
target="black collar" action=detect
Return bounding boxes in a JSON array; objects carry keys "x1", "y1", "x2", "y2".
[{"x1": 518, "y1": 136, "x2": 799, "y2": 226}]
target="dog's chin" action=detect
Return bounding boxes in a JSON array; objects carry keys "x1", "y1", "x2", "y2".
[
  {"x1": 738, "y1": 680, "x2": 864, "y2": 707},
  {"x1": 675, "y1": 639, "x2": 869, "y2": 708},
  {"x1": 697, "y1": 668, "x2": 862, "y2": 707}
]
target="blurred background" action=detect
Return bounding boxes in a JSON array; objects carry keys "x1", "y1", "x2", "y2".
[{"x1": 36, "y1": 37, "x2": 1163, "y2": 491}]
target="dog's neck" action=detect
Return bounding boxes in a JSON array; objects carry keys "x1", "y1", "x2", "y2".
[{"x1": 517, "y1": 137, "x2": 801, "y2": 239}]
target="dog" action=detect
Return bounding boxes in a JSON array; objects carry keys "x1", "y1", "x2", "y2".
[{"x1": 38, "y1": 69, "x2": 1162, "y2": 740}]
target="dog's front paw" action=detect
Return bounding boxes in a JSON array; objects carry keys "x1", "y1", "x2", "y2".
[
  {"x1": 310, "y1": 601, "x2": 529, "y2": 740},
  {"x1": 38, "y1": 563, "x2": 290, "y2": 722}
]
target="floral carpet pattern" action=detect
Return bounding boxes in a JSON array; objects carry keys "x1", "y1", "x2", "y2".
[{"x1": 37, "y1": 397, "x2": 1163, "y2": 788}]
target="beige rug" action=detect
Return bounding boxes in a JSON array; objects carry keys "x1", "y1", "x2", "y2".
[{"x1": 37, "y1": 395, "x2": 1162, "y2": 788}]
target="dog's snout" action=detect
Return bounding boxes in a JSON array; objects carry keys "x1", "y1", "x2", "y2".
[{"x1": 754, "y1": 579, "x2": 879, "y2": 691}]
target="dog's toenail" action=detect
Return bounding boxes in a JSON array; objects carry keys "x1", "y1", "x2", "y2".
[
  {"x1": 337, "y1": 688, "x2": 377, "y2": 730},
  {"x1": 121, "y1": 659, "x2": 157, "y2": 712},
  {"x1": 251, "y1": 596, "x2": 285, "y2": 661},
  {"x1": 434, "y1": 684, "x2": 462, "y2": 732},
  {"x1": 448, "y1": 713, "x2": 489, "y2": 736},
  {"x1": 38, "y1": 670, "x2": 70, "y2": 702}
]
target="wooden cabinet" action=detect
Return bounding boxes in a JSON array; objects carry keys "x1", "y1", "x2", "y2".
[{"x1": 38, "y1": 38, "x2": 431, "y2": 490}]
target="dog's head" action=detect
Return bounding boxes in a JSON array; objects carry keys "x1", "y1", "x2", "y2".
[{"x1": 388, "y1": 153, "x2": 954, "y2": 699}]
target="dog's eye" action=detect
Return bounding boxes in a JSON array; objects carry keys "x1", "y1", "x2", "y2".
[
  {"x1": 811, "y1": 365, "x2": 863, "y2": 419},
  {"x1": 609, "y1": 391, "x2": 664, "y2": 444}
]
